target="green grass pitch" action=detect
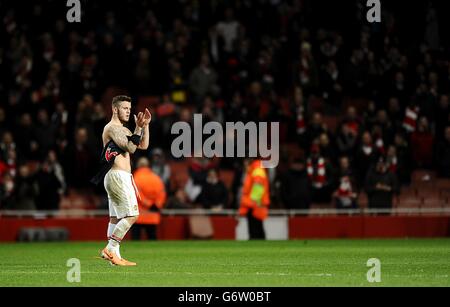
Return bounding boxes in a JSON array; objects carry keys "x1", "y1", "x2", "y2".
[{"x1": 0, "y1": 239, "x2": 449, "y2": 286}]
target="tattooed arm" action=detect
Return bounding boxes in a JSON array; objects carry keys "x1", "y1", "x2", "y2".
[
  {"x1": 107, "y1": 125, "x2": 143, "y2": 154},
  {"x1": 137, "y1": 108, "x2": 151, "y2": 150},
  {"x1": 138, "y1": 124, "x2": 149, "y2": 150}
]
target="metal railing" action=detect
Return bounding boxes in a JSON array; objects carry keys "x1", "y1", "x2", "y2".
[{"x1": 1, "y1": 207, "x2": 450, "y2": 218}]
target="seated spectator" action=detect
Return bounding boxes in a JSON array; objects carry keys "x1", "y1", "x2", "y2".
[
  {"x1": 166, "y1": 189, "x2": 192, "y2": 209},
  {"x1": 198, "y1": 168, "x2": 228, "y2": 210},
  {"x1": 365, "y1": 157, "x2": 399, "y2": 211}
]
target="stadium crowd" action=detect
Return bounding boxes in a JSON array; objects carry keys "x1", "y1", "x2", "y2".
[{"x1": 0, "y1": 0, "x2": 449, "y2": 212}]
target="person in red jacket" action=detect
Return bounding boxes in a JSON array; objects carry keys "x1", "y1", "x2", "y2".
[
  {"x1": 132, "y1": 157, "x2": 166, "y2": 240},
  {"x1": 239, "y1": 158, "x2": 270, "y2": 239}
]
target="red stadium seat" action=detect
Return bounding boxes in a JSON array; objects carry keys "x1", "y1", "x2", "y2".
[
  {"x1": 169, "y1": 160, "x2": 190, "y2": 190},
  {"x1": 219, "y1": 170, "x2": 234, "y2": 190}
]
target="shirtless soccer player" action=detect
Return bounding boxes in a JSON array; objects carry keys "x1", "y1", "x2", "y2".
[{"x1": 92, "y1": 95, "x2": 150, "y2": 266}]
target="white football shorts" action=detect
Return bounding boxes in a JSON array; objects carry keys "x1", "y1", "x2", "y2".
[{"x1": 104, "y1": 169, "x2": 140, "y2": 218}]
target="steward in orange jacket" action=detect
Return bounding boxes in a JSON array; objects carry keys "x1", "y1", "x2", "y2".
[
  {"x1": 131, "y1": 158, "x2": 166, "y2": 240},
  {"x1": 239, "y1": 159, "x2": 270, "y2": 239}
]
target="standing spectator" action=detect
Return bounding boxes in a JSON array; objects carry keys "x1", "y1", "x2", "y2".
[
  {"x1": 355, "y1": 131, "x2": 378, "y2": 188},
  {"x1": 304, "y1": 112, "x2": 328, "y2": 149},
  {"x1": 321, "y1": 60, "x2": 343, "y2": 109},
  {"x1": 63, "y1": 127, "x2": 95, "y2": 190},
  {"x1": 436, "y1": 127, "x2": 450, "y2": 178},
  {"x1": 46, "y1": 149, "x2": 66, "y2": 195},
  {"x1": 189, "y1": 53, "x2": 219, "y2": 105},
  {"x1": 0, "y1": 173, "x2": 15, "y2": 209},
  {"x1": 35, "y1": 159, "x2": 62, "y2": 210},
  {"x1": 293, "y1": 42, "x2": 319, "y2": 95},
  {"x1": 365, "y1": 157, "x2": 399, "y2": 211},
  {"x1": 14, "y1": 113, "x2": 39, "y2": 160},
  {"x1": 12, "y1": 164, "x2": 39, "y2": 210},
  {"x1": 434, "y1": 95, "x2": 450, "y2": 141},
  {"x1": 333, "y1": 156, "x2": 358, "y2": 209},
  {"x1": 216, "y1": 8, "x2": 240, "y2": 54},
  {"x1": 410, "y1": 117, "x2": 434, "y2": 168},
  {"x1": 336, "y1": 123, "x2": 358, "y2": 158},
  {"x1": 34, "y1": 109, "x2": 56, "y2": 160},
  {"x1": 279, "y1": 158, "x2": 311, "y2": 210},
  {"x1": 306, "y1": 144, "x2": 335, "y2": 204},
  {"x1": 393, "y1": 132, "x2": 412, "y2": 185}
]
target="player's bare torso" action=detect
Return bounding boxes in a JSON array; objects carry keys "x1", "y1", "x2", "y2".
[{"x1": 102, "y1": 122, "x2": 132, "y2": 173}]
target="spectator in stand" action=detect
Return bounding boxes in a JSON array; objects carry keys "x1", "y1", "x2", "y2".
[
  {"x1": 216, "y1": 8, "x2": 241, "y2": 55},
  {"x1": 306, "y1": 143, "x2": 335, "y2": 204},
  {"x1": 0, "y1": 173, "x2": 15, "y2": 209},
  {"x1": 166, "y1": 189, "x2": 191, "y2": 209},
  {"x1": 321, "y1": 60, "x2": 343, "y2": 109},
  {"x1": 63, "y1": 127, "x2": 95, "y2": 190},
  {"x1": 393, "y1": 132, "x2": 412, "y2": 185},
  {"x1": 35, "y1": 158, "x2": 62, "y2": 210},
  {"x1": 355, "y1": 131, "x2": 378, "y2": 188},
  {"x1": 0, "y1": 108, "x2": 11, "y2": 137},
  {"x1": 14, "y1": 113, "x2": 39, "y2": 161},
  {"x1": 333, "y1": 156, "x2": 358, "y2": 209},
  {"x1": 189, "y1": 52, "x2": 219, "y2": 106},
  {"x1": 11, "y1": 164, "x2": 39, "y2": 210},
  {"x1": 434, "y1": 95, "x2": 450, "y2": 141},
  {"x1": 293, "y1": 42, "x2": 319, "y2": 96},
  {"x1": 198, "y1": 168, "x2": 228, "y2": 210},
  {"x1": 304, "y1": 112, "x2": 328, "y2": 150},
  {"x1": 279, "y1": 157, "x2": 311, "y2": 210},
  {"x1": 365, "y1": 157, "x2": 399, "y2": 211},
  {"x1": 336, "y1": 122, "x2": 358, "y2": 158},
  {"x1": 150, "y1": 148, "x2": 171, "y2": 189},
  {"x1": 386, "y1": 145, "x2": 399, "y2": 176},
  {"x1": 435, "y1": 127, "x2": 450, "y2": 178},
  {"x1": 318, "y1": 133, "x2": 336, "y2": 165},
  {"x1": 34, "y1": 109, "x2": 57, "y2": 160},
  {"x1": 410, "y1": 116, "x2": 434, "y2": 168}
]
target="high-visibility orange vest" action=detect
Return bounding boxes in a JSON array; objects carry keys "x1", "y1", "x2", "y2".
[
  {"x1": 239, "y1": 160, "x2": 270, "y2": 221},
  {"x1": 133, "y1": 167, "x2": 167, "y2": 225}
]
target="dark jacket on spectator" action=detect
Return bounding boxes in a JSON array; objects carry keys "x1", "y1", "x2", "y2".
[{"x1": 365, "y1": 167, "x2": 399, "y2": 209}]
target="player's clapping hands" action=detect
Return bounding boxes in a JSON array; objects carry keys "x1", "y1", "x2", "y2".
[{"x1": 134, "y1": 108, "x2": 151, "y2": 128}]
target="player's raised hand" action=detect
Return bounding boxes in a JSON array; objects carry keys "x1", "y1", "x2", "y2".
[
  {"x1": 134, "y1": 112, "x2": 145, "y2": 128},
  {"x1": 143, "y1": 108, "x2": 152, "y2": 126}
]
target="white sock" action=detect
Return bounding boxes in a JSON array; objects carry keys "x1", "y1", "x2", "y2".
[
  {"x1": 106, "y1": 222, "x2": 121, "y2": 258},
  {"x1": 107, "y1": 219, "x2": 132, "y2": 257},
  {"x1": 107, "y1": 222, "x2": 116, "y2": 239}
]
